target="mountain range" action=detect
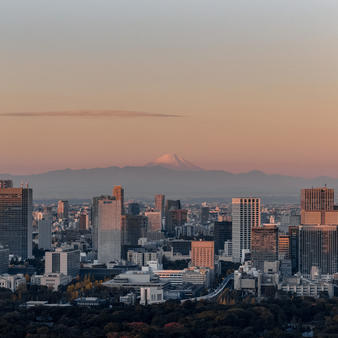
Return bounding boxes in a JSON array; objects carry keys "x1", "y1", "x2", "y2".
[{"x1": 1, "y1": 154, "x2": 337, "y2": 202}]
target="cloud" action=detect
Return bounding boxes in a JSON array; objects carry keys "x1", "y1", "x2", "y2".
[{"x1": 0, "y1": 110, "x2": 181, "y2": 118}]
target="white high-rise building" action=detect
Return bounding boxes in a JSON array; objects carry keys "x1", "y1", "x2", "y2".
[
  {"x1": 232, "y1": 197, "x2": 261, "y2": 263},
  {"x1": 98, "y1": 188, "x2": 124, "y2": 264}
]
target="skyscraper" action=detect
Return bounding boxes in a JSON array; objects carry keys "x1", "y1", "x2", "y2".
[
  {"x1": 121, "y1": 215, "x2": 147, "y2": 246},
  {"x1": 145, "y1": 211, "x2": 162, "y2": 232},
  {"x1": 214, "y1": 221, "x2": 232, "y2": 254},
  {"x1": 165, "y1": 200, "x2": 183, "y2": 235},
  {"x1": 91, "y1": 195, "x2": 110, "y2": 253},
  {"x1": 155, "y1": 194, "x2": 165, "y2": 215},
  {"x1": 298, "y1": 225, "x2": 338, "y2": 275},
  {"x1": 301, "y1": 187, "x2": 334, "y2": 212},
  {"x1": 191, "y1": 241, "x2": 214, "y2": 269},
  {"x1": 251, "y1": 225, "x2": 278, "y2": 271},
  {"x1": 113, "y1": 185, "x2": 125, "y2": 214},
  {"x1": 97, "y1": 186, "x2": 125, "y2": 264},
  {"x1": 127, "y1": 202, "x2": 140, "y2": 216},
  {"x1": 79, "y1": 212, "x2": 89, "y2": 231},
  {"x1": 300, "y1": 187, "x2": 338, "y2": 225},
  {"x1": 200, "y1": 206, "x2": 210, "y2": 225},
  {"x1": 38, "y1": 215, "x2": 52, "y2": 250},
  {"x1": 57, "y1": 200, "x2": 69, "y2": 220},
  {"x1": 278, "y1": 234, "x2": 290, "y2": 260},
  {"x1": 232, "y1": 197, "x2": 261, "y2": 262},
  {"x1": 0, "y1": 181, "x2": 32, "y2": 259},
  {"x1": 165, "y1": 199, "x2": 181, "y2": 213},
  {"x1": 166, "y1": 209, "x2": 188, "y2": 236},
  {"x1": 289, "y1": 225, "x2": 299, "y2": 274}
]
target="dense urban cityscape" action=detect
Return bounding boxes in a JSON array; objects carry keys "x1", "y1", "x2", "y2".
[
  {"x1": 2, "y1": 1, "x2": 338, "y2": 337},
  {"x1": 1, "y1": 178, "x2": 338, "y2": 336}
]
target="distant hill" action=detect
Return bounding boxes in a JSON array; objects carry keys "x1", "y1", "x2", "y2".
[{"x1": 1, "y1": 165, "x2": 338, "y2": 202}]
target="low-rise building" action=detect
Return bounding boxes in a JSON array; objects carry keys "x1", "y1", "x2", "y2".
[
  {"x1": 74, "y1": 297, "x2": 106, "y2": 307},
  {"x1": 102, "y1": 270, "x2": 166, "y2": 292},
  {"x1": 45, "y1": 248, "x2": 80, "y2": 278},
  {"x1": 154, "y1": 267, "x2": 211, "y2": 288},
  {"x1": 31, "y1": 273, "x2": 72, "y2": 291},
  {"x1": 140, "y1": 286, "x2": 164, "y2": 305},
  {"x1": 183, "y1": 267, "x2": 211, "y2": 287},
  {"x1": 127, "y1": 249, "x2": 160, "y2": 267},
  {"x1": 234, "y1": 261, "x2": 280, "y2": 297},
  {"x1": 154, "y1": 270, "x2": 184, "y2": 285},
  {"x1": 0, "y1": 273, "x2": 26, "y2": 292},
  {"x1": 280, "y1": 275, "x2": 335, "y2": 298},
  {"x1": 120, "y1": 292, "x2": 136, "y2": 305}
]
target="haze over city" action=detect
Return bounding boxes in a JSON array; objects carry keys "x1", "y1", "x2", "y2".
[{"x1": 1, "y1": 1, "x2": 338, "y2": 177}]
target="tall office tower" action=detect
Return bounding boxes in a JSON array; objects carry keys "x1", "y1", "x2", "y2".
[
  {"x1": 91, "y1": 195, "x2": 110, "y2": 253},
  {"x1": 298, "y1": 225, "x2": 338, "y2": 275},
  {"x1": 165, "y1": 200, "x2": 181, "y2": 213},
  {"x1": 113, "y1": 185, "x2": 125, "y2": 214},
  {"x1": 79, "y1": 212, "x2": 89, "y2": 231},
  {"x1": 121, "y1": 215, "x2": 147, "y2": 246},
  {"x1": 301, "y1": 187, "x2": 334, "y2": 211},
  {"x1": 38, "y1": 215, "x2": 52, "y2": 250},
  {"x1": 191, "y1": 241, "x2": 214, "y2": 269},
  {"x1": 155, "y1": 194, "x2": 165, "y2": 214},
  {"x1": 57, "y1": 200, "x2": 69, "y2": 220},
  {"x1": 300, "y1": 187, "x2": 337, "y2": 225},
  {"x1": 289, "y1": 226, "x2": 299, "y2": 274},
  {"x1": 127, "y1": 203, "x2": 140, "y2": 216},
  {"x1": 232, "y1": 197, "x2": 261, "y2": 263},
  {"x1": 145, "y1": 211, "x2": 162, "y2": 232},
  {"x1": 0, "y1": 246, "x2": 9, "y2": 274},
  {"x1": 165, "y1": 200, "x2": 182, "y2": 235},
  {"x1": 214, "y1": 221, "x2": 232, "y2": 254},
  {"x1": 166, "y1": 209, "x2": 188, "y2": 236},
  {"x1": 278, "y1": 234, "x2": 290, "y2": 260},
  {"x1": 0, "y1": 182, "x2": 32, "y2": 259},
  {"x1": 0, "y1": 180, "x2": 13, "y2": 188},
  {"x1": 45, "y1": 248, "x2": 80, "y2": 277},
  {"x1": 97, "y1": 190, "x2": 123, "y2": 264},
  {"x1": 251, "y1": 225, "x2": 278, "y2": 271},
  {"x1": 200, "y1": 206, "x2": 210, "y2": 225}
]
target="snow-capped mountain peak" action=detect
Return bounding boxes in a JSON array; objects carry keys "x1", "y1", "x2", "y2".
[{"x1": 146, "y1": 153, "x2": 202, "y2": 171}]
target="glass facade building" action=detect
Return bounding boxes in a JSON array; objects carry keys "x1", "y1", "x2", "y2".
[
  {"x1": 251, "y1": 225, "x2": 278, "y2": 271},
  {"x1": 299, "y1": 225, "x2": 338, "y2": 276},
  {"x1": 0, "y1": 185, "x2": 32, "y2": 259}
]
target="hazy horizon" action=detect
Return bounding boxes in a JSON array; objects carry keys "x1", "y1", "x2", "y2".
[
  {"x1": 1, "y1": 1, "x2": 338, "y2": 177},
  {"x1": 2, "y1": 152, "x2": 338, "y2": 180}
]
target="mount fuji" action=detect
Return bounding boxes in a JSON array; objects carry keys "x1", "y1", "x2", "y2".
[{"x1": 146, "y1": 153, "x2": 202, "y2": 171}]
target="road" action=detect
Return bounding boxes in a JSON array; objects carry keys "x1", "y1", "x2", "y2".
[{"x1": 181, "y1": 273, "x2": 234, "y2": 303}]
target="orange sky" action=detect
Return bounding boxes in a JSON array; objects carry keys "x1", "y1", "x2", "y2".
[{"x1": 1, "y1": 1, "x2": 338, "y2": 177}]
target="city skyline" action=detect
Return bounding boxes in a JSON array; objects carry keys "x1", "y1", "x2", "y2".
[
  {"x1": 2, "y1": 1, "x2": 338, "y2": 335},
  {"x1": 1, "y1": 1, "x2": 338, "y2": 177}
]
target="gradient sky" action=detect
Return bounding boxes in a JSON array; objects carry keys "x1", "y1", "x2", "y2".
[{"x1": 1, "y1": 1, "x2": 338, "y2": 177}]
